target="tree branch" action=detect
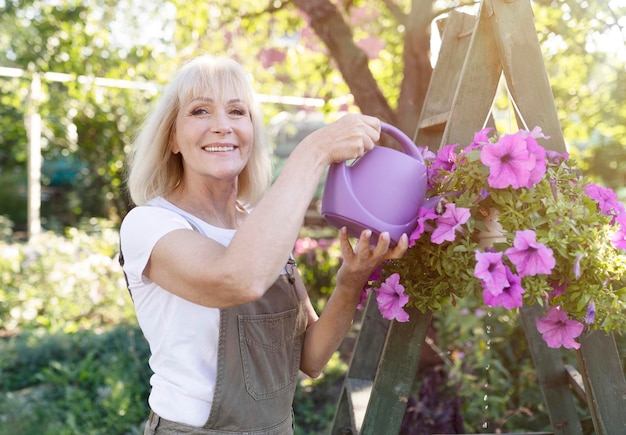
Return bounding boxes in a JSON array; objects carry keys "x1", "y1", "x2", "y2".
[{"x1": 293, "y1": 0, "x2": 395, "y2": 124}]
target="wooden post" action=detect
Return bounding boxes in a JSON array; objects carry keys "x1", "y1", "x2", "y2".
[
  {"x1": 577, "y1": 330, "x2": 626, "y2": 434},
  {"x1": 26, "y1": 69, "x2": 42, "y2": 240},
  {"x1": 359, "y1": 307, "x2": 432, "y2": 435},
  {"x1": 520, "y1": 304, "x2": 584, "y2": 435}
]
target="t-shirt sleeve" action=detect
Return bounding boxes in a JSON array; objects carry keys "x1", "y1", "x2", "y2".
[{"x1": 119, "y1": 206, "x2": 193, "y2": 288}]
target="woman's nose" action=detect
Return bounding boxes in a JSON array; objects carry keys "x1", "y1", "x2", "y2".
[{"x1": 210, "y1": 112, "x2": 232, "y2": 134}]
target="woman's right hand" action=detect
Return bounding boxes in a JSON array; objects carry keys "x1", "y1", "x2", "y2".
[{"x1": 299, "y1": 113, "x2": 381, "y2": 165}]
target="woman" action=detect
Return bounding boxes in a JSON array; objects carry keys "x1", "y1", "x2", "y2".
[{"x1": 119, "y1": 55, "x2": 408, "y2": 434}]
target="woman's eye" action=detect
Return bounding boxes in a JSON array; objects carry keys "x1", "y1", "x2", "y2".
[
  {"x1": 230, "y1": 107, "x2": 247, "y2": 116},
  {"x1": 191, "y1": 108, "x2": 209, "y2": 116}
]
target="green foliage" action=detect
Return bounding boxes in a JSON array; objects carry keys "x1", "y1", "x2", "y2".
[
  {"x1": 433, "y1": 298, "x2": 596, "y2": 433},
  {"x1": 0, "y1": 217, "x2": 133, "y2": 334},
  {"x1": 0, "y1": 222, "x2": 347, "y2": 434},
  {"x1": 293, "y1": 352, "x2": 347, "y2": 434},
  {"x1": 379, "y1": 130, "x2": 626, "y2": 334},
  {"x1": 0, "y1": 326, "x2": 151, "y2": 435},
  {"x1": 294, "y1": 226, "x2": 342, "y2": 313}
]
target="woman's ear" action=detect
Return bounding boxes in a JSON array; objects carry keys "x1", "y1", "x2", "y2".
[{"x1": 170, "y1": 132, "x2": 180, "y2": 154}]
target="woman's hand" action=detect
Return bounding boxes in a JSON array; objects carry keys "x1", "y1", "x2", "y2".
[
  {"x1": 298, "y1": 113, "x2": 381, "y2": 165},
  {"x1": 336, "y1": 227, "x2": 408, "y2": 292}
]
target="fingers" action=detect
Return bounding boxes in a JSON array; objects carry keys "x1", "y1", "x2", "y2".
[
  {"x1": 384, "y1": 233, "x2": 409, "y2": 260},
  {"x1": 346, "y1": 229, "x2": 407, "y2": 261}
]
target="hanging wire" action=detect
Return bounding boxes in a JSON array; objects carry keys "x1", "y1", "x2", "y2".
[{"x1": 503, "y1": 76, "x2": 530, "y2": 131}]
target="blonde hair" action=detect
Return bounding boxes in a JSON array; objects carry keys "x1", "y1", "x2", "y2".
[{"x1": 125, "y1": 56, "x2": 272, "y2": 206}]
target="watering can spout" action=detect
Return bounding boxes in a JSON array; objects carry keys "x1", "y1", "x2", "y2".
[{"x1": 321, "y1": 122, "x2": 428, "y2": 244}]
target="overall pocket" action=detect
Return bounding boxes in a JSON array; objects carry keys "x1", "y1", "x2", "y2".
[{"x1": 238, "y1": 307, "x2": 304, "y2": 400}]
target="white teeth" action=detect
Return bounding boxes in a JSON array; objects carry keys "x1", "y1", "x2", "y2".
[{"x1": 202, "y1": 146, "x2": 235, "y2": 152}]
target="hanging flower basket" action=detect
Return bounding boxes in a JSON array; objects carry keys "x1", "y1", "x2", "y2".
[{"x1": 364, "y1": 127, "x2": 626, "y2": 349}]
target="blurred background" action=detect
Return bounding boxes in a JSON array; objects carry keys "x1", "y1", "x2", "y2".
[{"x1": 0, "y1": 0, "x2": 624, "y2": 433}]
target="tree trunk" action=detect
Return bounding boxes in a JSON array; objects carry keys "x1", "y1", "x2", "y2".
[
  {"x1": 293, "y1": 0, "x2": 395, "y2": 124},
  {"x1": 294, "y1": 0, "x2": 434, "y2": 138},
  {"x1": 397, "y1": 0, "x2": 434, "y2": 136}
]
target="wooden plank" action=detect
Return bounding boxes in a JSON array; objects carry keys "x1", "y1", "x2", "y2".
[
  {"x1": 330, "y1": 386, "x2": 353, "y2": 435},
  {"x1": 346, "y1": 294, "x2": 390, "y2": 380},
  {"x1": 346, "y1": 378, "x2": 373, "y2": 433},
  {"x1": 489, "y1": 0, "x2": 566, "y2": 152},
  {"x1": 330, "y1": 295, "x2": 389, "y2": 434},
  {"x1": 520, "y1": 304, "x2": 584, "y2": 435},
  {"x1": 414, "y1": 11, "x2": 476, "y2": 149},
  {"x1": 359, "y1": 307, "x2": 432, "y2": 435},
  {"x1": 417, "y1": 111, "x2": 451, "y2": 129},
  {"x1": 564, "y1": 364, "x2": 587, "y2": 404},
  {"x1": 441, "y1": 0, "x2": 503, "y2": 148},
  {"x1": 577, "y1": 330, "x2": 626, "y2": 435}
]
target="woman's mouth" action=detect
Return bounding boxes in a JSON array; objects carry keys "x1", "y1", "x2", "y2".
[{"x1": 202, "y1": 145, "x2": 236, "y2": 152}]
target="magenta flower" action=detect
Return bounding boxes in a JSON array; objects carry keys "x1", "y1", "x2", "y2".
[
  {"x1": 356, "y1": 287, "x2": 371, "y2": 310},
  {"x1": 549, "y1": 281, "x2": 567, "y2": 300},
  {"x1": 584, "y1": 183, "x2": 625, "y2": 225},
  {"x1": 520, "y1": 126, "x2": 549, "y2": 141},
  {"x1": 505, "y1": 230, "x2": 555, "y2": 277},
  {"x1": 482, "y1": 267, "x2": 524, "y2": 309},
  {"x1": 471, "y1": 127, "x2": 493, "y2": 147},
  {"x1": 376, "y1": 273, "x2": 410, "y2": 322},
  {"x1": 481, "y1": 133, "x2": 535, "y2": 188},
  {"x1": 474, "y1": 251, "x2": 509, "y2": 295},
  {"x1": 612, "y1": 215, "x2": 626, "y2": 250},
  {"x1": 524, "y1": 136, "x2": 547, "y2": 186},
  {"x1": 431, "y1": 203, "x2": 471, "y2": 244},
  {"x1": 409, "y1": 207, "x2": 438, "y2": 247},
  {"x1": 535, "y1": 306, "x2": 584, "y2": 349},
  {"x1": 573, "y1": 253, "x2": 583, "y2": 279},
  {"x1": 432, "y1": 144, "x2": 458, "y2": 173},
  {"x1": 585, "y1": 301, "x2": 596, "y2": 325}
]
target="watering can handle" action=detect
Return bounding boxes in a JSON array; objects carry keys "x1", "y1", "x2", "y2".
[{"x1": 380, "y1": 122, "x2": 424, "y2": 163}]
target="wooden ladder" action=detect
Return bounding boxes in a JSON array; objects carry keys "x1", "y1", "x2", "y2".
[{"x1": 330, "y1": 1, "x2": 626, "y2": 434}]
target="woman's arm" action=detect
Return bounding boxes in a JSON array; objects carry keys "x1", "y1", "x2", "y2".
[
  {"x1": 148, "y1": 114, "x2": 381, "y2": 308},
  {"x1": 298, "y1": 227, "x2": 408, "y2": 378}
]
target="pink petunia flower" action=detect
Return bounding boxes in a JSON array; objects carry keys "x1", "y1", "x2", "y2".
[
  {"x1": 409, "y1": 206, "x2": 439, "y2": 247},
  {"x1": 474, "y1": 251, "x2": 509, "y2": 296},
  {"x1": 356, "y1": 287, "x2": 371, "y2": 310},
  {"x1": 520, "y1": 126, "x2": 550, "y2": 141},
  {"x1": 584, "y1": 183, "x2": 625, "y2": 225},
  {"x1": 481, "y1": 133, "x2": 536, "y2": 189},
  {"x1": 535, "y1": 306, "x2": 584, "y2": 349},
  {"x1": 431, "y1": 203, "x2": 471, "y2": 244},
  {"x1": 585, "y1": 301, "x2": 596, "y2": 325},
  {"x1": 549, "y1": 281, "x2": 567, "y2": 300},
  {"x1": 505, "y1": 230, "x2": 556, "y2": 277},
  {"x1": 376, "y1": 273, "x2": 410, "y2": 322},
  {"x1": 523, "y1": 135, "x2": 547, "y2": 186},
  {"x1": 482, "y1": 266, "x2": 524, "y2": 309},
  {"x1": 471, "y1": 127, "x2": 493, "y2": 146},
  {"x1": 432, "y1": 144, "x2": 458, "y2": 173},
  {"x1": 612, "y1": 218, "x2": 626, "y2": 250}
]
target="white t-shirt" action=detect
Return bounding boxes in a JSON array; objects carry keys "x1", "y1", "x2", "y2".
[{"x1": 120, "y1": 197, "x2": 235, "y2": 426}]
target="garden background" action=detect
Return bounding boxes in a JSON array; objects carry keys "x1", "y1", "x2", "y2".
[{"x1": 1, "y1": 0, "x2": 625, "y2": 433}]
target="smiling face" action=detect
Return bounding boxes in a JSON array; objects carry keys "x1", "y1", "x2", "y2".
[{"x1": 172, "y1": 92, "x2": 254, "y2": 185}]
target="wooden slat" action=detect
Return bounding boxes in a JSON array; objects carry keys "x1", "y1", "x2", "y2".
[
  {"x1": 489, "y1": 0, "x2": 565, "y2": 151},
  {"x1": 346, "y1": 378, "x2": 373, "y2": 433},
  {"x1": 520, "y1": 304, "x2": 584, "y2": 435},
  {"x1": 417, "y1": 111, "x2": 451, "y2": 129},
  {"x1": 414, "y1": 11, "x2": 476, "y2": 149},
  {"x1": 441, "y1": 0, "x2": 503, "y2": 148},
  {"x1": 577, "y1": 330, "x2": 626, "y2": 435},
  {"x1": 359, "y1": 308, "x2": 432, "y2": 435},
  {"x1": 330, "y1": 295, "x2": 389, "y2": 434},
  {"x1": 564, "y1": 364, "x2": 587, "y2": 404}
]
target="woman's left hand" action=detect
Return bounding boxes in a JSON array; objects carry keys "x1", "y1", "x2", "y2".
[{"x1": 336, "y1": 227, "x2": 408, "y2": 291}]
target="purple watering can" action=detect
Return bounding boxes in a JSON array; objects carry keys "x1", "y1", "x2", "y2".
[{"x1": 321, "y1": 122, "x2": 428, "y2": 244}]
